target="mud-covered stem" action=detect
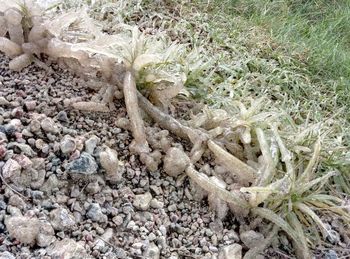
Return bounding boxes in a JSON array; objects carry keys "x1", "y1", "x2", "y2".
[
  {"x1": 137, "y1": 91, "x2": 208, "y2": 141},
  {"x1": 123, "y1": 70, "x2": 149, "y2": 154}
]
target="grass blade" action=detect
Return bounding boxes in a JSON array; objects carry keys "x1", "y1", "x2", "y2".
[
  {"x1": 287, "y1": 212, "x2": 311, "y2": 259},
  {"x1": 298, "y1": 138, "x2": 321, "y2": 182},
  {"x1": 252, "y1": 207, "x2": 303, "y2": 249},
  {"x1": 256, "y1": 127, "x2": 275, "y2": 185},
  {"x1": 294, "y1": 202, "x2": 330, "y2": 239}
]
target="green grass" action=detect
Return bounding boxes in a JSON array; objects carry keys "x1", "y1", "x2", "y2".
[
  {"x1": 230, "y1": 0, "x2": 350, "y2": 117},
  {"x1": 232, "y1": 0, "x2": 350, "y2": 77}
]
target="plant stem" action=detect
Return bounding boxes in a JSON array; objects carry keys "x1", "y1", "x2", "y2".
[{"x1": 123, "y1": 70, "x2": 149, "y2": 154}]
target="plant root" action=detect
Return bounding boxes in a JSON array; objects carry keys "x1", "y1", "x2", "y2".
[
  {"x1": 185, "y1": 164, "x2": 249, "y2": 209},
  {"x1": 72, "y1": 101, "x2": 110, "y2": 113},
  {"x1": 124, "y1": 70, "x2": 150, "y2": 154},
  {"x1": 138, "y1": 91, "x2": 208, "y2": 142},
  {"x1": 9, "y1": 53, "x2": 32, "y2": 71},
  {"x1": 0, "y1": 37, "x2": 22, "y2": 58},
  {"x1": 207, "y1": 140, "x2": 257, "y2": 185}
]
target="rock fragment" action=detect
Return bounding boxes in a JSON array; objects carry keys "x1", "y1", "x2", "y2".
[
  {"x1": 0, "y1": 132, "x2": 7, "y2": 142},
  {"x1": 37, "y1": 221, "x2": 56, "y2": 247},
  {"x1": 24, "y1": 100, "x2": 36, "y2": 111},
  {"x1": 13, "y1": 154, "x2": 32, "y2": 169},
  {"x1": 240, "y1": 230, "x2": 265, "y2": 249},
  {"x1": 86, "y1": 181, "x2": 101, "y2": 195},
  {"x1": 84, "y1": 135, "x2": 100, "y2": 154},
  {"x1": 50, "y1": 208, "x2": 76, "y2": 231},
  {"x1": 47, "y1": 238, "x2": 88, "y2": 258},
  {"x1": 218, "y1": 243, "x2": 242, "y2": 259},
  {"x1": 7, "y1": 142, "x2": 36, "y2": 157},
  {"x1": 163, "y1": 147, "x2": 190, "y2": 177},
  {"x1": 5, "y1": 215, "x2": 40, "y2": 246},
  {"x1": 2, "y1": 158, "x2": 21, "y2": 181},
  {"x1": 66, "y1": 152, "x2": 98, "y2": 175},
  {"x1": 144, "y1": 242, "x2": 160, "y2": 259},
  {"x1": 133, "y1": 192, "x2": 152, "y2": 211},
  {"x1": 0, "y1": 144, "x2": 7, "y2": 159},
  {"x1": 99, "y1": 146, "x2": 122, "y2": 182},
  {"x1": 150, "y1": 198, "x2": 164, "y2": 209},
  {"x1": 87, "y1": 203, "x2": 107, "y2": 222},
  {"x1": 8, "y1": 194, "x2": 26, "y2": 210},
  {"x1": 60, "y1": 135, "x2": 76, "y2": 154},
  {"x1": 94, "y1": 228, "x2": 114, "y2": 251},
  {"x1": 0, "y1": 251, "x2": 16, "y2": 259},
  {"x1": 29, "y1": 119, "x2": 41, "y2": 133},
  {"x1": 56, "y1": 111, "x2": 69, "y2": 122},
  {"x1": 41, "y1": 117, "x2": 59, "y2": 133},
  {"x1": 0, "y1": 97, "x2": 10, "y2": 106}
]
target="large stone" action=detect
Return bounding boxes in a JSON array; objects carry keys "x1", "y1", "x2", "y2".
[
  {"x1": 41, "y1": 117, "x2": 59, "y2": 134},
  {"x1": 47, "y1": 238, "x2": 88, "y2": 258},
  {"x1": 240, "y1": 230, "x2": 265, "y2": 249},
  {"x1": 36, "y1": 221, "x2": 56, "y2": 247},
  {"x1": 133, "y1": 192, "x2": 152, "y2": 211},
  {"x1": 7, "y1": 142, "x2": 36, "y2": 157},
  {"x1": 5, "y1": 215, "x2": 40, "y2": 246},
  {"x1": 99, "y1": 146, "x2": 121, "y2": 182},
  {"x1": 144, "y1": 242, "x2": 160, "y2": 259},
  {"x1": 84, "y1": 135, "x2": 100, "y2": 154},
  {"x1": 218, "y1": 244, "x2": 242, "y2": 259},
  {"x1": 0, "y1": 97, "x2": 10, "y2": 106},
  {"x1": 29, "y1": 119, "x2": 41, "y2": 133},
  {"x1": 163, "y1": 147, "x2": 190, "y2": 177},
  {"x1": 87, "y1": 203, "x2": 107, "y2": 222},
  {"x1": 56, "y1": 111, "x2": 69, "y2": 122},
  {"x1": 94, "y1": 228, "x2": 114, "y2": 251},
  {"x1": 66, "y1": 152, "x2": 98, "y2": 175},
  {"x1": 50, "y1": 208, "x2": 76, "y2": 231},
  {"x1": 0, "y1": 251, "x2": 16, "y2": 259},
  {"x1": 60, "y1": 135, "x2": 76, "y2": 154},
  {"x1": 13, "y1": 154, "x2": 32, "y2": 169},
  {"x1": 2, "y1": 159, "x2": 21, "y2": 181},
  {"x1": 24, "y1": 100, "x2": 36, "y2": 111}
]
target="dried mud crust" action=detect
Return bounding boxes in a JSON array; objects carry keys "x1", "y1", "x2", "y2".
[{"x1": 0, "y1": 54, "x2": 260, "y2": 259}]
